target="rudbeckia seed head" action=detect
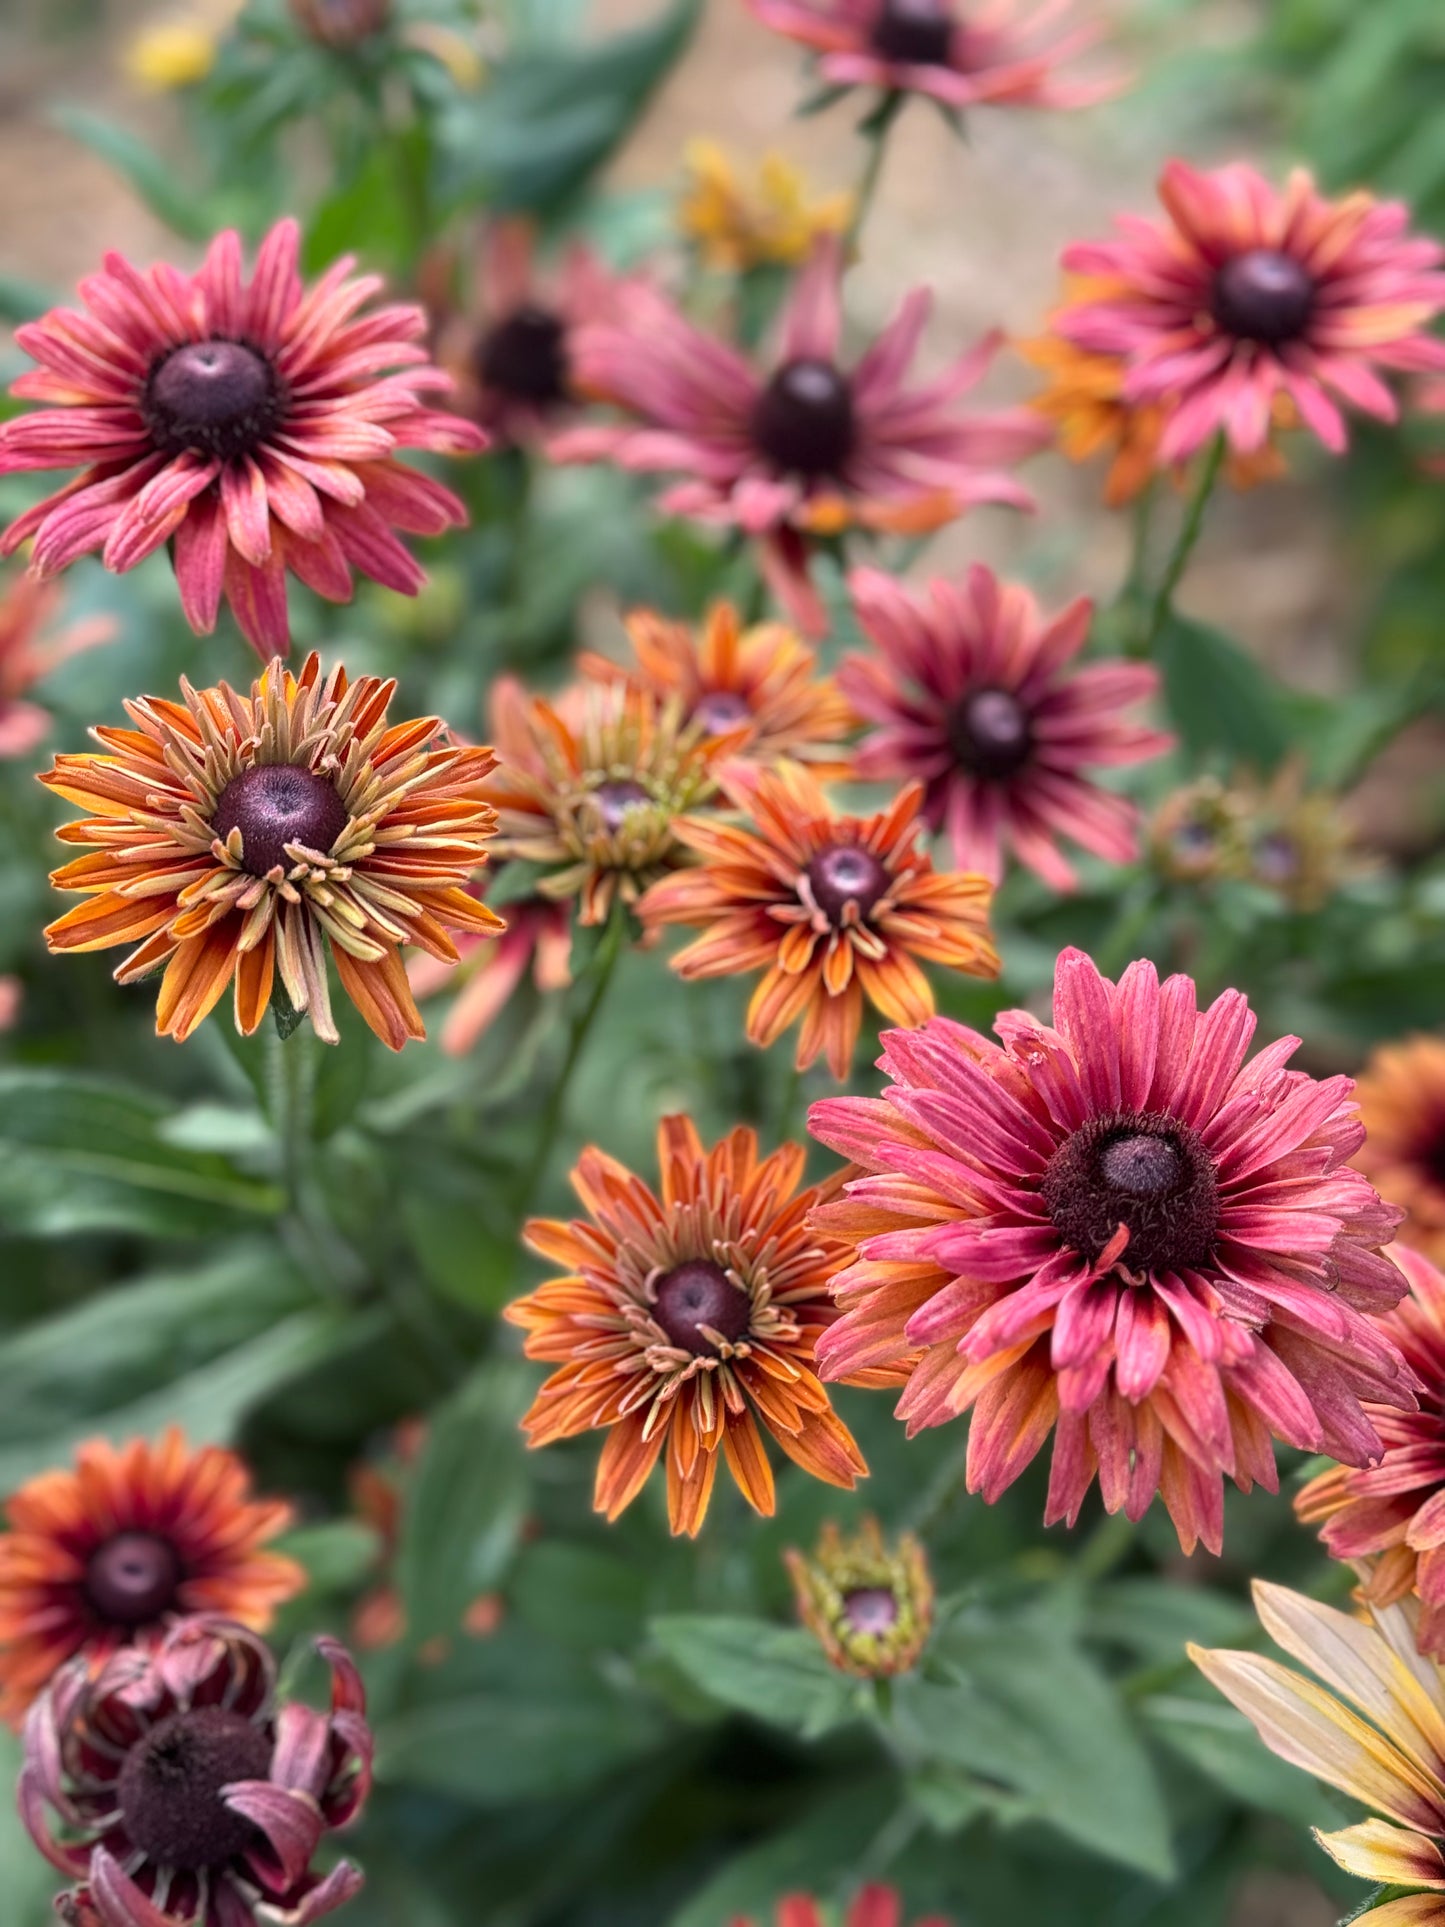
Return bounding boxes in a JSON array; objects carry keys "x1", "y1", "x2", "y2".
[
  {"x1": 806, "y1": 842, "x2": 889, "y2": 923},
  {"x1": 85, "y1": 1531, "x2": 182, "y2": 1625},
  {"x1": 145, "y1": 340, "x2": 282, "y2": 462},
  {"x1": 947, "y1": 686, "x2": 1034, "y2": 780},
  {"x1": 751, "y1": 357, "x2": 856, "y2": 477},
  {"x1": 786, "y1": 1518, "x2": 933, "y2": 1677},
  {"x1": 118, "y1": 1707, "x2": 273, "y2": 1870},
  {"x1": 653, "y1": 1259, "x2": 751, "y2": 1355},
  {"x1": 212, "y1": 763, "x2": 349, "y2": 877},
  {"x1": 1042, "y1": 1108, "x2": 1220, "y2": 1273},
  {"x1": 1212, "y1": 249, "x2": 1316, "y2": 344},
  {"x1": 478, "y1": 304, "x2": 568, "y2": 406},
  {"x1": 869, "y1": 0, "x2": 953, "y2": 65}
]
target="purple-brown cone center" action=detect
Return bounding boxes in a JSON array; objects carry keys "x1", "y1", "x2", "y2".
[
  {"x1": 478, "y1": 304, "x2": 569, "y2": 406},
  {"x1": 145, "y1": 340, "x2": 283, "y2": 462},
  {"x1": 212, "y1": 764, "x2": 349, "y2": 878},
  {"x1": 751, "y1": 358, "x2": 856, "y2": 479},
  {"x1": 652, "y1": 1259, "x2": 751, "y2": 1355},
  {"x1": 591, "y1": 779, "x2": 652, "y2": 832},
  {"x1": 692, "y1": 691, "x2": 754, "y2": 736},
  {"x1": 85, "y1": 1531, "x2": 182, "y2": 1625},
  {"x1": 843, "y1": 1586, "x2": 899, "y2": 1635},
  {"x1": 1211, "y1": 249, "x2": 1317, "y2": 346},
  {"x1": 806, "y1": 842, "x2": 889, "y2": 924},
  {"x1": 1041, "y1": 1109, "x2": 1220, "y2": 1273},
  {"x1": 1252, "y1": 832, "x2": 1299, "y2": 885},
  {"x1": 118, "y1": 1707, "x2": 273, "y2": 1871},
  {"x1": 947, "y1": 687, "x2": 1034, "y2": 780},
  {"x1": 870, "y1": 0, "x2": 954, "y2": 65}
]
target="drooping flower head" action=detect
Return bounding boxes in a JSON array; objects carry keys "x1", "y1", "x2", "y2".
[
  {"x1": 432, "y1": 219, "x2": 637, "y2": 445},
  {"x1": 641, "y1": 759, "x2": 999, "y2": 1080},
  {"x1": 20, "y1": 1616, "x2": 371, "y2": 1927},
  {"x1": 733, "y1": 1887, "x2": 950, "y2": 1927},
  {"x1": 1058, "y1": 163, "x2": 1445, "y2": 463},
  {"x1": 506, "y1": 1116, "x2": 876, "y2": 1536},
  {"x1": 808, "y1": 948, "x2": 1414, "y2": 1555},
  {"x1": 579, "y1": 602, "x2": 856, "y2": 775},
  {"x1": 0, "y1": 572, "x2": 115, "y2": 760},
  {"x1": 551, "y1": 236, "x2": 1047, "y2": 634},
  {"x1": 485, "y1": 677, "x2": 729, "y2": 928},
  {"x1": 40, "y1": 653, "x2": 502, "y2": 1047},
  {"x1": 1354, "y1": 1036, "x2": 1445, "y2": 1268},
  {"x1": 677, "y1": 141, "x2": 853, "y2": 274},
  {"x1": 840, "y1": 563, "x2": 1170, "y2": 890},
  {"x1": 1297, "y1": 1249, "x2": 1445, "y2": 1657},
  {"x1": 409, "y1": 885, "x2": 572, "y2": 1055},
  {"x1": 1193, "y1": 1582, "x2": 1445, "y2": 1923},
  {"x1": 0, "y1": 1431, "x2": 303, "y2": 1727},
  {"x1": 0, "y1": 220, "x2": 484, "y2": 657},
  {"x1": 785, "y1": 1516, "x2": 933, "y2": 1678},
  {"x1": 289, "y1": 0, "x2": 391, "y2": 45},
  {"x1": 742, "y1": 0, "x2": 1119, "y2": 115}
]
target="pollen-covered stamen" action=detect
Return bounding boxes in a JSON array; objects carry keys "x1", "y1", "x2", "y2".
[
  {"x1": 85, "y1": 1532, "x2": 182, "y2": 1625},
  {"x1": 1211, "y1": 249, "x2": 1317, "y2": 346},
  {"x1": 1041, "y1": 1109, "x2": 1220, "y2": 1272},
  {"x1": 843, "y1": 1586, "x2": 899, "y2": 1635},
  {"x1": 144, "y1": 340, "x2": 283, "y2": 463},
  {"x1": 652, "y1": 1259, "x2": 752, "y2": 1355},
  {"x1": 948, "y1": 687, "x2": 1034, "y2": 780},
  {"x1": 869, "y1": 0, "x2": 954, "y2": 65},
  {"x1": 806, "y1": 842, "x2": 889, "y2": 924},
  {"x1": 591, "y1": 779, "x2": 653, "y2": 832},
  {"x1": 478, "y1": 304, "x2": 569, "y2": 406},
  {"x1": 692, "y1": 691, "x2": 754, "y2": 736},
  {"x1": 118, "y1": 1707, "x2": 273, "y2": 1871},
  {"x1": 212, "y1": 764, "x2": 349, "y2": 878},
  {"x1": 751, "y1": 358, "x2": 856, "y2": 478}
]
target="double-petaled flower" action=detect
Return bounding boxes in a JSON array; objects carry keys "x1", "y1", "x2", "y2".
[
  {"x1": 0, "y1": 220, "x2": 483, "y2": 657},
  {"x1": 1353, "y1": 1036, "x2": 1445, "y2": 1269},
  {"x1": 40, "y1": 653, "x2": 502, "y2": 1046},
  {"x1": 808, "y1": 948, "x2": 1414, "y2": 1555}
]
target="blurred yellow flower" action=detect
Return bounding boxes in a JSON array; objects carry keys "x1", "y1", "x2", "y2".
[
  {"x1": 678, "y1": 140, "x2": 852, "y2": 273},
  {"x1": 401, "y1": 22, "x2": 486, "y2": 88},
  {"x1": 123, "y1": 22, "x2": 217, "y2": 90}
]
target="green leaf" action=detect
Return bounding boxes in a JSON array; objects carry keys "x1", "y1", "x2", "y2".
[
  {"x1": 0, "y1": 1071, "x2": 283, "y2": 1238},
  {"x1": 1157, "y1": 615, "x2": 1293, "y2": 770},
  {"x1": 274, "y1": 1520, "x2": 381, "y2": 1596},
  {"x1": 894, "y1": 1618, "x2": 1176, "y2": 1879},
  {"x1": 50, "y1": 106, "x2": 216, "y2": 241},
  {"x1": 511, "y1": 1542, "x2": 653, "y2": 1651},
  {"x1": 395, "y1": 1360, "x2": 531, "y2": 1650},
  {"x1": 649, "y1": 1614, "x2": 859, "y2": 1739},
  {"x1": 0, "y1": 1727, "x2": 62, "y2": 1927},
  {"x1": 1085, "y1": 1578, "x2": 1257, "y2": 1666},
  {"x1": 669, "y1": 1779, "x2": 898, "y2": 1927},
  {"x1": 0, "y1": 271, "x2": 55, "y2": 325}
]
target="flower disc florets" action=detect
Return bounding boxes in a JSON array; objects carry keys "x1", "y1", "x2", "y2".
[{"x1": 786, "y1": 1517, "x2": 933, "y2": 1678}]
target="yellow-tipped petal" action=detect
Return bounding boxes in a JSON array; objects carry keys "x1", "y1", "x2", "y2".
[{"x1": 1314, "y1": 1817, "x2": 1445, "y2": 1889}]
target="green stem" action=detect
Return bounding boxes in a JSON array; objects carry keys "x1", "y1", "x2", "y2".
[
  {"x1": 519, "y1": 911, "x2": 625, "y2": 1213},
  {"x1": 1135, "y1": 434, "x2": 1226, "y2": 658},
  {"x1": 846, "y1": 92, "x2": 903, "y2": 255},
  {"x1": 264, "y1": 1019, "x2": 364, "y2": 1297},
  {"x1": 1120, "y1": 478, "x2": 1158, "y2": 607}
]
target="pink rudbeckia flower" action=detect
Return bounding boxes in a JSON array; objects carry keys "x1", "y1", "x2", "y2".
[
  {"x1": 0, "y1": 573, "x2": 115, "y2": 760},
  {"x1": 744, "y1": 0, "x2": 1121, "y2": 115},
  {"x1": 808, "y1": 948, "x2": 1415, "y2": 1556},
  {"x1": 1058, "y1": 162, "x2": 1445, "y2": 464},
  {"x1": 0, "y1": 220, "x2": 485, "y2": 658},
  {"x1": 408, "y1": 890, "x2": 572, "y2": 1055},
  {"x1": 840, "y1": 563, "x2": 1170, "y2": 889},
  {"x1": 550, "y1": 235, "x2": 1047, "y2": 635}
]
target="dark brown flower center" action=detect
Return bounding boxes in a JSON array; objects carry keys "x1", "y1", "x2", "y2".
[
  {"x1": 870, "y1": 0, "x2": 953, "y2": 64},
  {"x1": 947, "y1": 687, "x2": 1034, "y2": 780},
  {"x1": 144, "y1": 340, "x2": 283, "y2": 463},
  {"x1": 751, "y1": 358, "x2": 856, "y2": 479},
  {"x1": 1211, "y1": 249, "x2": 1316, "y2": 346},
  {"x1": 843, "y1": 1586, "x2": 899, "y2": 1635},
  {"x1": 692, "y1": 691, "x2": 754, "y2": 736},
  {"x1": 1041, "y1": 1110, "x2": 1220, "y2": 1273},
  {"x1": 118, "y1": 1707, "x2": 273, "y2": 1872},
  {"x1": 212, "y1": 764, "x2": 349, "y2": 877},
  {"x1": 477, "y1": 304, "x2": 569, "y2": 406},
  {"x1": 591, "y1": 779, "x2": 652, "y2": 832},
  {"x1": 85, "y1": 1532, "x2": 182, "y2": 1626},
  {"x1": 806, "y1": 842, "x2": 889, "y2": 924},
  {"x1": 652, "y1": 1259, "x2": 751, "y2": 1355},
  {"x1": 290, "y1": 0, "x2": 393, "y2": 46}
]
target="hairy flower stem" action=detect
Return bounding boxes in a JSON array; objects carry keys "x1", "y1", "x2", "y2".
[
  {"x1": 519, "y1": 910, "x2": 625, "y2": 1212},
  {"x1": 264, "y1": 1021, "x2": 364, "y2": 1297},
  {"x1": 847, "y1": 92, "x2": 904, "y2": 255},
  {"x1": 1135, "y1": 433, "x2": 1226, "y2": 657}
]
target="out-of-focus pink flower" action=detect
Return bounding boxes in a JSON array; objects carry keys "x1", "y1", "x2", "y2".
[
  {"x1": 841, "y1": 563, "x2": 1169, "y2": 889},
  {"x1": 744, "y1": 0, "x2": 1121, "y2": 115},
  {"x1": 409, "y1": 890, "x2": 572, "y2": 1054},
  {"x1": 0, "y1": 977, "x2": 21, "y2": 1030},
  {"x1": 0, "y1": 221, "x2": 485, "y2": 658},
  {"x1": 551, "y1": 235, "x2": 1047, "y2": 634},
  {"x1": 1058, "y1": 162, "x2": 1445, "y2": 463},
  {"x1": 809, "y1": 949, "x2": 1415, "y2": 1555},
  {"x1": 0, "y1": 574, "x2": 114, "y2": 759}
]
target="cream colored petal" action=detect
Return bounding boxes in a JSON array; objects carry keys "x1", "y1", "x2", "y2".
[
  {"x1": 1314, "y1": 1817, "x2": 1445, "y2": 1888},
  {"x1": 1356, "y1": 1896, "x2": 1445, "y2": 1925},
  {"x1": 1188, "y1": 1644, "x2": 1445, "y2": 1833},
  {"x1": 1252, "y1": 1582, "x2": 1445, "y2": 1791}
]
